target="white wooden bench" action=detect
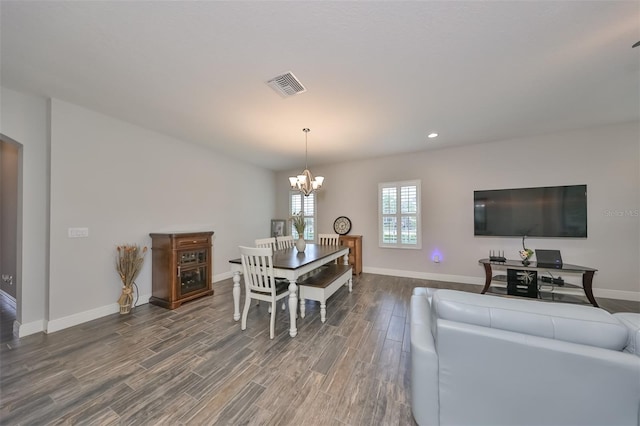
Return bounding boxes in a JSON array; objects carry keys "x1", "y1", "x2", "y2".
[{"x1": 298, "y1": 264, "x2": 352, "y2": 323}]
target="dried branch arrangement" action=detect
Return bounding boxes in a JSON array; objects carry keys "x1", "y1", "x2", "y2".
[{"x1": 116, "y1": 244, "x2": 147, "y2": 313}]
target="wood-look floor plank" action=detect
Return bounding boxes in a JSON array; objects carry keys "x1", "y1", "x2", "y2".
[
  {"x1": 332, "y1": 360, "x2": 376, "y2": 424},
  {"x1": 343, "y1": 317, "x2": 372, "y2": 349},
  {"x1": 376, "y1": 338, "x2": 402, "y2": 383},
  {"x1": 311, "y1": 334, "x2": 347, "y2": 375},
  {"x1": 53, "y1": 406, "x2": 122, "y2": 426},
  {"x1": 179, "y1": 362, "x2": 259, "y2": 424},
  {"x1": 320, "y1": 346, "x2": 359, "y2": 396},
  {"x1": 261, "y1": 370, "x2": 325, "y2": 426},
  {"x1": 0, "y1": 393, "x2": 55, "y2": 425},
  {"x1": 386, "y1": 314, "x2": 406, "y2": 342},
  {"x1": 370, "y1": 380, "x2": 408, "y2": 426},
  {"x1": 185, "y1": 347, "x2": 254, "y2": 399},
  {"x1": 47, "y1": 382, "x2": 134, "y2": 425},
  {"x1": 1, "y1": 273, "x2": 637, "y2": 425},
  {"x1": 291, "y1": 388, "x2": 332, "y2": 426},
  {"x1": 396, "y1": 350, "x2": 412, "y2": 406},
  {"x1": 357, "y1": 328, "x2": 386, "y2": 365},
  {"x1": 208, "y1": 381, "x2": 266, "y2": 425}
]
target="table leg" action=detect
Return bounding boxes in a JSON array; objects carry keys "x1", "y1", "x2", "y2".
[
  {"x1": 300, "y1": 297, "x2": 306, "y2": 318},
  {"x1": 481, "y1": 263, "x2": 492, "y2": 294},
  {"x1": 582, "y1": 270, "x2": 599, "y2": 307},
  {"x1": 288, "y1": 279, "x2": 298, "y2": 337},
  {"x1": 232, "y1": 271, "x2": 241, "y2": 321},
  {"x1": 343, "y1": 253, "x2": 349, "y2": 266}
]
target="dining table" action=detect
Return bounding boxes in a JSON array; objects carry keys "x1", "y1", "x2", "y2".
[{"x1": 228, "y1": 243, "x2": 350, "y2": 337}]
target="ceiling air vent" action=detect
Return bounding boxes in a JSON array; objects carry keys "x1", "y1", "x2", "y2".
[{"x1": 266, "y1": 72, "x2": 306, "y2": 97}]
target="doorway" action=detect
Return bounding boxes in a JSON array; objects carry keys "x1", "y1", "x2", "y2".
[{"x1": 1, "y1": 136, "x2": 20, "y2": 342}]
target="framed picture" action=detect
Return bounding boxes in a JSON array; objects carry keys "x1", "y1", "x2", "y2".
[{"x1": 271, "y1": 219, "x2": 286, "y2": 238}]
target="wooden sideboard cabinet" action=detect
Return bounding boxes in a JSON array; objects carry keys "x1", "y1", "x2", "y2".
[
  {"x1": 339, "y1": 235, "x2": 362, "y2": 275},
  {"x1": 149, "y1": 231, "x2": 214, "y2": 309}
]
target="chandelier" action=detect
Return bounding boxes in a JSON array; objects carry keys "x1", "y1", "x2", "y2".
[{"x1": 288, "y1": 128, "x2": 324, "y2": 196}]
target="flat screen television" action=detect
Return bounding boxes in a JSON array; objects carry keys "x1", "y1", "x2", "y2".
[{"x1": 474, "y1": 185, "x2": 587, "y2": 238}]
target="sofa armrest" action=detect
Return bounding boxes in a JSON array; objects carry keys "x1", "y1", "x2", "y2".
[
  {"x1": 436, "y1": 319, "x2": 640, "y2": 426},
  {"x1": 410, "y1": 294, "x2": 439, "y2": 426},
  {"x1": 614, "y1": 313, "x2": 640, "y2": 356}
]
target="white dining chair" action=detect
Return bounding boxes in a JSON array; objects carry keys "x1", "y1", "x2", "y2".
[
  {"x1": 317, "y1": 233, "x2": 341, "y2": 268},
  {"x1": 255, "y1": 237, "x2": 277, "y2": 251},
  {"x1": 255, "y1": 237, "x2": 285, "y2": 311},
  {"x1": 277, "y1": 235, "x2": 295, "y2": 250},
  {"x1": 240, "y1": 246, "x2": 290, "y2": 339},
  {"x1": 318, "y1": 233, "x2": 340, "y2": 246}
]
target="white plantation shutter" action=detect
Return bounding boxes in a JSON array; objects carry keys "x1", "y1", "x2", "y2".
[
  {"x1": 379, "y1": 180, "x2": 421, "y2": 248},
  {"x1": 289, "y1": 192, "x2": 315, "y2": 241}
]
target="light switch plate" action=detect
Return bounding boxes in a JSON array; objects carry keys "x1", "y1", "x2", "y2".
[{"x1": 68, "y1": 227, "x2": 89, "y2": 238}]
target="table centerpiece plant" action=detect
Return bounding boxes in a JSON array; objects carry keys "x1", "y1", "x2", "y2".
[
  {"x1": 291, "y1": 212, "x2": 306, "y2": 252},
  {"x1": 115, "y1": 244, "x2": 147, "y2": 314}
]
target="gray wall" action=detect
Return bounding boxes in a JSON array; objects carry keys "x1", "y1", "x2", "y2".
[
  {"x1": 277, "y1": 121, "x2": 640, "y2": 301},
  {"x1": 1, "y1": 88, "x2": 277, "y2": 335},
  {"x1": 47, "y1": 98, "x2": 277, "y2": 326}
]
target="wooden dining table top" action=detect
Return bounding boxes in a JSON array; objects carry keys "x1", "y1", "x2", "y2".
[{"x1": 229, "y1": 244, "x2": 347, "y2": 270}]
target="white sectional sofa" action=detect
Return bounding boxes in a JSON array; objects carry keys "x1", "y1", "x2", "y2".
[{"x1": 410, "y1": 287, "x2": 640, "y2": 426}]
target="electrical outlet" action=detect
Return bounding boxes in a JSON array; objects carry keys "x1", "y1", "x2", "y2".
[
  {"x1": 68, "y1": 227, "x2": 89, "y2": 238},
  {"x1": 1, "y1": 274, "x2": 13, "y2": 285}
]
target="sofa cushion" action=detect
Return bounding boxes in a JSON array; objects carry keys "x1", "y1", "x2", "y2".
[
  {"x1": 613, "y1": 312, "x2": 640, "y2": 356},
  {"x1": 431, "y1": 289, "x2": 628, "y2": 351}
]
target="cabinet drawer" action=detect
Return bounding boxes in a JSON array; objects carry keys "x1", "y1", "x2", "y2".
[{"x1": 176, "y1": 236, "x2": 210, "y2": 248}]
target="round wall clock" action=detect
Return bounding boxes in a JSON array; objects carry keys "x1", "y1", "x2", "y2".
[{"x1": 333, "y1": 216, "x2": 352, "y2": 235}]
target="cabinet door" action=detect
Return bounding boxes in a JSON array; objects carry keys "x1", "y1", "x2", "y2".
[
  {"x1": 178, "y1": 249, "x2": 209, "y2": 297},
  {"x1": 179, "y1": 264, "x2": 209, "y2": 297}
]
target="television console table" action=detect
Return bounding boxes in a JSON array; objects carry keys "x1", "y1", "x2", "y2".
[{"x1": 478, "y1": 258, "x2": 599, "y2": 307}]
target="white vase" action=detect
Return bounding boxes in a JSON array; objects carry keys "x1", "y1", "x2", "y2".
[{"x1": 295, "y1": 237, "x2": 306, "y2": 252}]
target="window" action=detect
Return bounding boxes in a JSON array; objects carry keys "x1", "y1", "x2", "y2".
[
  {"x1": 379, "y1": 180, "x2": 421, "y2": 249},
  {"x1": 289, "y1": 192, "x2": 315, "y2": 241}
]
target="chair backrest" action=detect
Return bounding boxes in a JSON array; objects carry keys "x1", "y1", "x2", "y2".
[
  {"x1": 239, "y1": 246, "x2": 276, "y2": 294},
  {"x1": 277, "y1": 235, "x2": 295, "y2": 250},
  {"x1": 255, "y1": 237, "x2": 277, "y2": 251},
  {"x1": 318, "y1": 233, "x2": 340, "y2": 246}
]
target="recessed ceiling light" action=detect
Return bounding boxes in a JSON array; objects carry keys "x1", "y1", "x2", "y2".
[{"x1": 427, "y1": 132, "x2": 439, "y2": 139}]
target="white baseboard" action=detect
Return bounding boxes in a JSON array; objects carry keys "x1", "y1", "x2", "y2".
[
  {"x1": 45, "y1": 293, "x2": 151, "y2": 334},
  {"x1": 12, "y1": 269, "x2": 639, "y2": 337},
  {"x1": 362, "y1": 267, "x2": 640, "y2": 302},
  {"x1": 594, "y1": 288, "x2": 640, "y2": 302},
  {"x1": 364, "y1": 267, "x2": 486, "y2": 286},
  {"x1": 214, "y1": 271, "x2": 233, "y2": 282},
  {"x1": 15, "y1": 319, "x2": 44, "y2": 337}
]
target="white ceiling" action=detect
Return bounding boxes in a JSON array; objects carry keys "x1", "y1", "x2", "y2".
[{"x1": 1, "y1": 1, "x2": 638, "y2": 171}]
